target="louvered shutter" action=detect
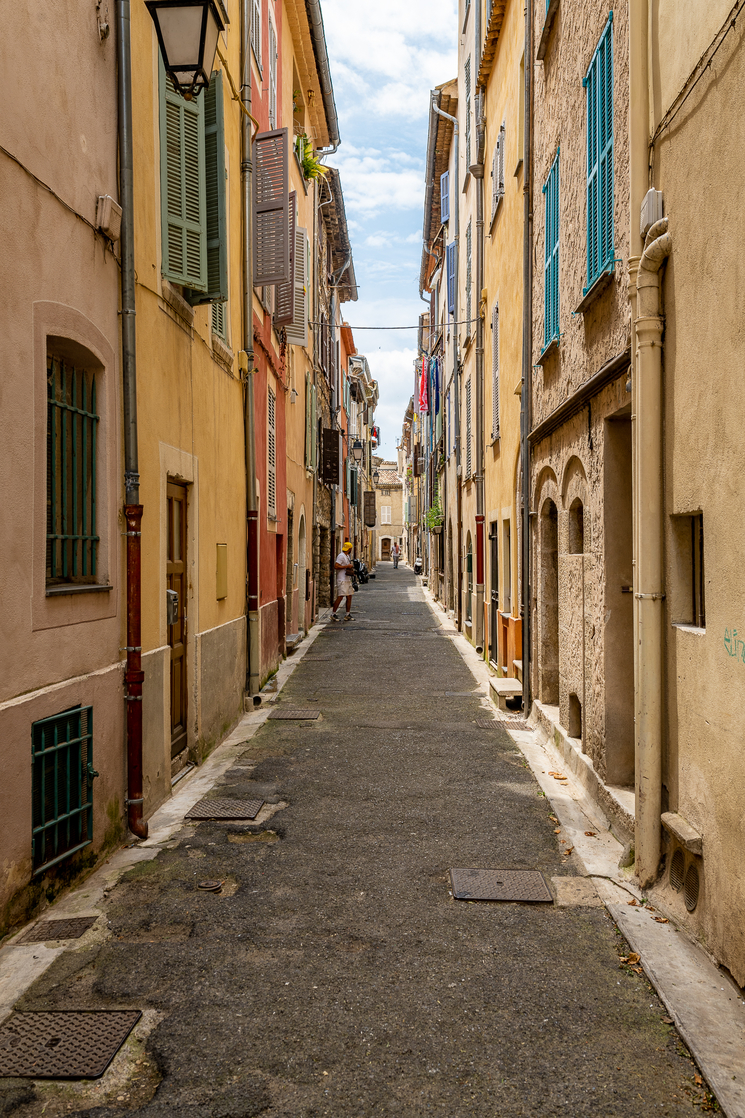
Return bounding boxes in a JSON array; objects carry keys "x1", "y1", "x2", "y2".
[
  {"x1": 440, "y1": 171, "x2": 450, "y2": 223},
  {"x1": 498, "y1": 122, "x2": 505, "y2": 197},
  {"x1": 465, "y1": 221, "x2": 472, "y2": 335},
  {"x1": 491, "y1": 302, "x2": 500, "y2": 439},
  {"x1": 446, "y1": 242, "x2": 456, "y2": 315},
  {"x1": 254, "y1": 128, "x2": 289, "y2": 286},
  {"x1": 267, "y1": 387, "x2": 277, "y2": 517},
  {"x1": 311, "y1": 385, "x2": 317, "y2": 470},
  {"x1": 275, "y1": 192, "x2": 297, "y2": 326},
  {"x1": 268, "y1": 18, "x2": 277, "y2": 128},
  {"x1": 185, "y1": 72, "x2": 227, "y2": 305},
  {"x1": 584, "y1": 15, "x2": 613, "y2": 292},
  {"x1": 465, "y1": 56, "x2": 472, "y2": 169},
  {"x1": 543, "y1": 151, "x2": 560, "y2": 347},
  {"x1": 212, "y1": 300, "x2": 226, "y2": 339},
  {"x1": 491, "y1": 143, "x2": 499, "y2": 222},
  {"x1": 285, "y1": 228, "x2": 308, "y2": 345},
  {"x1": 304, "y1": 372, "x2": 312, "y2": 468},
  {"x1": 251, "y1": 0, "x2": 262, "y2": 69},
  {"x1": 160, "y1": 60, "x2": 207, "y2": 290},
  {"x1": 466, "y1": 377, "x2": 472, "y2": 477}
]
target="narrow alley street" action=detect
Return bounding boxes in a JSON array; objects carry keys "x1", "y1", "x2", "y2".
[{"x1": 2, "y1": 566, "x2": 709, "y2": 1117}]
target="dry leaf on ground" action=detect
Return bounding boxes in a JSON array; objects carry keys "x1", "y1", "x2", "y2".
[
  {"x1": 654, "y1": 916, "x2": 669, "y2": 924},
  {"x1": 584, "y1": 831, "x2": 597, "y2": 837}
]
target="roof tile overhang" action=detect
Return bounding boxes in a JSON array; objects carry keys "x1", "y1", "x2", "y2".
[
  {"x1": 284, "y1": 0, "x2": 334, "y2": 148},
  {"x1": 420, "y1": 80, "x2": 458, "y2": 294},
  {"x1": 323, "y1": 168, "x2": 358, "y2": 303},
  {"x1": 477, "y1": 1, "x2": 508, "y2": 87}
]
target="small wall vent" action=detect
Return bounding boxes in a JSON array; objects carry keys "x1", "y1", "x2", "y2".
[
  {"x1": 670, "y1": 848, "x2": 685, "y2": 892},
  {"x1": 684, "y1": 863, "x2": 700, "y2": 912}
]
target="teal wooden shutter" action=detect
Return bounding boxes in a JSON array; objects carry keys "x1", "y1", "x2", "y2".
[
  {"x1": 186, "y1": 72, "x2": 228, "y2": 305},
  {"x1": 211, "y1": 300, "x2": 226, "y2": 339},
  {"x1": 159, "y1": 58, "x2": 207, "y2": 290},
  {"x1": 584, "y1": 14, "x2": 613, "y2": 292},
  {"x1": 543, "y1": 149, "x2": 560, "y2": 348}
]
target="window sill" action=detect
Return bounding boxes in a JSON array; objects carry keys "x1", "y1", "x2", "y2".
[
  {"x1": 212, "y1": 332, "x2": 234, "y2": 373},
  {"x1": 574, "y1": 266, "x2": 615, "y2": 315},
  {"x1": 462, "y1": 170, "x2": 471, "y2": 193},
  {"x1": 161, "y1": 280, "x2": 196, "y2": 331},
  {"x1": 513, "y1": 157, "x2": 523, "y2": 178},
  {"x1": 672, "y1": 622, "x2": 706, "y2": 636},
  {"x1": 46, "y1": 584, "x2": 113, "y2": 597},
  {"x1": 537, "y1": 336, "x2": 560, "y2": 365},
  {"x1": 537, "y1": 0, "x2": 560, "y2": 61}
]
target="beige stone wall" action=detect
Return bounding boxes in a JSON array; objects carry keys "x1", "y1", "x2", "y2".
[{"x1": 650, "y1": 1, "x2": 745, "y2": 983}]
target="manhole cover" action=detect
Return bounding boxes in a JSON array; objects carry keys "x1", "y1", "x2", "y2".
[
  {"x1": 450, "y1": 868, "x2": 553, "y2": 903},
  {"x1": 267, "y1": 709, "x2": 321, "y2": 720},
  {"x1": 197, "y1": 880, "x2": 223, "y2": 892},
  {"x1": 503, "y1": 720, "x2": 531, "y2": 732},
  {"x1": 185, "y1": 797, "x2": 264, "y2": 821},
  {"x1": 17, "y1": 917, "x2": 97, "y2": 945},
  {"x1": 0, "y1": 1011, "x2": 141, "y2": 1079}
]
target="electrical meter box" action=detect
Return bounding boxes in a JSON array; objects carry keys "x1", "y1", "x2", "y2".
[{"x1": 166, "y1": 589, "x2": 179, "y2": 626}]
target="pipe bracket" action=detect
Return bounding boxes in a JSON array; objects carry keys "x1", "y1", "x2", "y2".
[
  {"x1": 125, "y1": 797, "x2": 144, "y2": 805},
  {"x1": 635, "y1": 592, "x2": 666, "y2": 600}
]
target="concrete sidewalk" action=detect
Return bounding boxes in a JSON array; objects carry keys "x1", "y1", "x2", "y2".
[{"x1": 0, "y1": 566, "x2": 724, "y2": 1116}]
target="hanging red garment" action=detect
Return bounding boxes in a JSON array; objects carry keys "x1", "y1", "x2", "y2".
[{"x1": 418, "y1": 356, "x2": 429, "y2": 413}]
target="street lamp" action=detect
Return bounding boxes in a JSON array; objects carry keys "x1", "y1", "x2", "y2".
[
  {"x1": 145, "y1": 0, "x2": 227, "y2": 99},
  {"x1": 351, "y1": 439, "x2": 364, "y2": 464},
  {"x1": 372, "y1": 469, "x2": 380, "y2": 484}
]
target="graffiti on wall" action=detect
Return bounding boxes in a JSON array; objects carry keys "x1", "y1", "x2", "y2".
[{"x1": 724, "y1": 629, "x2": 745, "y2": 663}]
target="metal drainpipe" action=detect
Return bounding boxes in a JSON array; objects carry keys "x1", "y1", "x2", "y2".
[
  {"x1": 241, "y1": 0, "x2": 260, "y2": 697},
  {"x1": 116, "y1": 0, "x2": 147, "y2": 840},
  {"x1": 520, "y1": 0, "x2": 533, "y2": 716},
  {"x1": 329, "y1": 255, "x2": 351, "y2": 604},
  {"x1": 432, "y1": 99, "x2": 460, "y2": 628},
  {"x1": 474, "y1": 99, "x2": 486, "y2": 655},
  {"x1": 633, "y1": 216, "x2": 672, "y2": 887}
]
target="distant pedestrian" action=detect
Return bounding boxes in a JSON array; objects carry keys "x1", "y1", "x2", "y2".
[
  {"x1": 331, "y1": 542, "x2": 355, "y2": 621},
  {"x1": 391, "y1": 542, "x2": 400, "y2": 569}
]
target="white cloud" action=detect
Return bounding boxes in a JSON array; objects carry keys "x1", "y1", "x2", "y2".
[{"x1": 331, "y1": 150, "x2": 423, "y2": 216}]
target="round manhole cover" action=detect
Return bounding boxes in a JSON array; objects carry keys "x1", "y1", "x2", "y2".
[{"x1": 197, "y1": 880, "x2": 223, "y2": 893}]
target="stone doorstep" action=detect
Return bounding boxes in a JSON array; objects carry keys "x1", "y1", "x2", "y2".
[
  {"x1": 531, "y1": 699, "x2": 636, "y2": 849},
  {"x1": 489, "y1": 676, "x2": 523, "y2": 711}
]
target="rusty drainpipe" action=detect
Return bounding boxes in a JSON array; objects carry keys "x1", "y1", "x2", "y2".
[{"x1": 117, "y1": 0, "x2": 147, "y2": 838}]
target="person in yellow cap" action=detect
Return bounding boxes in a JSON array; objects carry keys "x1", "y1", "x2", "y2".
[{"x1": 331, "y1": 541, "x2": 355, "y2": 621}]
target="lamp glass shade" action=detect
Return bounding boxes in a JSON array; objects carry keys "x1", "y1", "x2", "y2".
[
  {"x1": 352, "y1": 440, "x2": 364, "y2": 463},
  {"x1": 146, "y1": 0, "x2": 225, "y2": 97}
]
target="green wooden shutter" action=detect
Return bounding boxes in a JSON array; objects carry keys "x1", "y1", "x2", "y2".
[
  {"x1": 305, "y1": 371, "x2": 312, "y2": 469},
  {"x1": 186, "y1": 72, "x2": 228, "y2": 305},
  {"x1": 543, "y1": 149, "x2": 560, "y2": 348},
  {"x1": 159, "y1": 57, "x2": 207, "y2": 290},
  {"x1": 584, "y1": 14, "x2": 613, "y2": 293},
  {"x1": 311, "y1": 384, "x2": 317, "y2": 470}
]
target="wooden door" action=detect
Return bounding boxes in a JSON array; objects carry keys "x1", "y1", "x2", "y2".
[
  {"x1": 381, "y1": 538, "x2": 391, "y2": 560},
  {"x1": 167, "y1": 482, "x2": 188, "y2": 760},
  {"x1": 490, "y1": 522, "x2": 499, "y2": 665}
]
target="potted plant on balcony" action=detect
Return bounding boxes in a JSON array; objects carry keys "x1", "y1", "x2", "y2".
[
  {"x1": 425, "y1": 497, "x2": 444, "y2": 533},
  {"x1": 295, "y1": 134, "x2": 327, "y2": 181}
]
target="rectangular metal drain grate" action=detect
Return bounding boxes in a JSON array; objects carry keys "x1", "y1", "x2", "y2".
[
  {"x1": 475, "y1": 718, "x2": 498, "y2": 728},
  {"x1": 0, "y1": 1010, "x2": 141, "y2": 1079},
  {"x1": 267, "y1": 709, "x2": 321, "y2": 720},
  {"x1": 504, "y1": 720, "x2": 531, "y2": 732},
  {"x1": 185, "y1": 797, "x2": 264, "y2": 821},
  {"x1": 450, "y1": 868, "x2": 553, "y2": 903},
  {"x1": 18, "y1": 917, "x2": 97, "y2": 945}
]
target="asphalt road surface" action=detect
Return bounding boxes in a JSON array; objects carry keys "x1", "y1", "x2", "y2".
[{"x1": 3, "y1": 565, "x2": 711, "y2": 1117}]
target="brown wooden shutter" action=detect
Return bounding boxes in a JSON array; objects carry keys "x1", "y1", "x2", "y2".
[
  {"x1": 275, "y1": 191, "x2": 296, "y2": 326},
  {"x1": 254, "y1": 128, "x2": 289, "y2": 286}
]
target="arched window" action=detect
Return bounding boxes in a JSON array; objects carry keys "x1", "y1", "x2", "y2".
[{"x1": 568, "y1": 497, "x2": 584, "y2": 554}]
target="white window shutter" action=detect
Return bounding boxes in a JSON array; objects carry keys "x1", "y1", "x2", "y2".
[{"x1": 491, "y1": 302, "x2": 500, "y2": 439}]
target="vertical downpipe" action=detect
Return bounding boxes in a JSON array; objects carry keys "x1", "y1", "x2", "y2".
[
  {"x1": 520, "y1": 0, "x2": 533, "y2": 715},
  {"x1": 474, "y1": 0, "x2": 485, "y2": 654},
  {"x1": 242, "y1": 0, "x2": 260, "y2": 696},
  {"x1": 117, "y1": 0, "x2": 147, "y2": 838}
]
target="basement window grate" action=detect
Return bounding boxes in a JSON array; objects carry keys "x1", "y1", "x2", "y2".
[
  {"x1": 267, "y1": 709, "x2": 321, "y2": 720},
  {"x1": 684, "y1": 863, "x2": 700, "y2": 912},
  {"x1": 32, "y1": 706, "x2": 95, "y2": 875},
  {"x1": 670, "y1": 848, "x2": 685, "y2": 892}
]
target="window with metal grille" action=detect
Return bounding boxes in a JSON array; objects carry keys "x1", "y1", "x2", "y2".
[
  {"x1": 46, "y1": 356, "x2": 99, "y2": 585},
  {"x1": 543, "y1": 149, "x2": 560, "y2": 348},
  {"x1": 465, "y1": 56, "x2": 472, "y2": 169},
  {"x1": 32, "y1": 706, "x2": 96, "y2": 874},
  {"x1": 584, "y1": 14, "x2": 614, "y2": 293},
  {"x1": 267, "y1": 386, "x2": 277, "y2": 517},
  {"x1": 465, "y1": 376, "x2": 472, "y2": 477},
  {"x1": 466, "y1": 220, "x2": 472, "y2": 338},
  {"x1": 491, "y1": 302, "x2": 500, "y2": 440}
]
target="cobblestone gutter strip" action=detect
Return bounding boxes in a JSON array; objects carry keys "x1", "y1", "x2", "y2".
[
  {"x1": 0, "y1": 615, "x2": 330, "y2": 1026},
  {"x1": 420, "y1": 579, "x2": 745, "y2": 1118}
]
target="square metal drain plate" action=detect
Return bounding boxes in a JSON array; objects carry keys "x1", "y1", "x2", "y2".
[
  {"x1": 475, "y1": 718, "x2": 498, "y2": 728},
  {"x1": 267, "y1": 709, "x2": 321, "y2": 720},
  {"x1": 0, "y1": 1010, "x2": 141, "y2": 1079},
  {"x1": 185, "y1": 797, "x2": 264, "y2": 821},
  {"x1": 503, "y1": 720, "x2": 531, "y2": 732},
  {"x1": 18, "y1": 917, "x2": 97, "y2": 945},
  {"x1": 450, "y1": 868, "x2": 553, "y2": 903}
]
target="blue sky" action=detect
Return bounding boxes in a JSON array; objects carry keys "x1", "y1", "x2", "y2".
[{"x1": 321, "y1": 0, "x2": 458, "y2": 463}]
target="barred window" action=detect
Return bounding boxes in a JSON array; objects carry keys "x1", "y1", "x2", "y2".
[
  {"x1": 32, "y1": 706, "x2": 96, "y2": 873},
  {"x1": 46, "y1": 355, "x2": 99, "y2": 585}
]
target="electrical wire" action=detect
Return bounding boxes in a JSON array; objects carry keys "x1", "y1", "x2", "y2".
[
  {"x1": 309, "y1": 319, "x2": 477, "y2": 329},
  {"x1": 215, "y1": 43, "x2": 261, "y2": 137}
]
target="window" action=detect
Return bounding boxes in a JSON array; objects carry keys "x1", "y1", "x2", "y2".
[
  {"x1": 253, "y1": 128, "x2": 290, "y2": 286},
  {"x1": 275, "y1": 192, "x2": 296, "y2": 328},
  {"x1": 543, "y1": 149, "x2": 560, "y2": 349},
  {"x1": 584, "y1": 14, "x2": 614, "y2": 293},
  {"x1": 671, "y1": 513, "x2": 705, "y2": 628},
  {"x1": 32, "y1": 706, "x2": 95, "y2": 873},
  {"x1": 491, "y1": 121, "x2": 505, "y2": 223},
  {"x1": 211, "y1": 301, "x2": 226, "y2": 339},
  {"x1": 465, "y1": 56, "x2": 472, "y2": 169},
  {"x1": 568, "y1": 498, "x2": 584, "y2": 554},
  {"x1": 159, "y1": 65, "x2": 228, "y2": 303},
  {"x1": 517, "y1": 53, "x2": 525, "y2": 168},
  {"x1": 46, "y1": 355, "x2": 99, "y2": 585},
  {"x1": 267, "y1": 386, "x2": 276, "y2": 518},
  {"x1": 251, "y1": 0, "x2": 262, "y2": 71},
  {"x1": 381, "y1": 506, "x2": 392, "y2": 524},
  {"x1": 447, "y1": 389, "x2": 452, "y2": 456},
  {"x1": 491, "y1": 302, "x2": 500, "y2": 440},
  {"x1": 466, "y1": 535, "x2": 473, "y2": 622},
  {"x1": 268, "y1": 16, "x2": 277, "y2": 128},
  {"x1": 446, "y1": 242, "x2": 456, "y2": 315},
  {"x1": 465, "y1": 220, "x2": 472, "y2": 337},
  {"x1": 440, "y1": 171, "x2": 450, "y2": 224},
  {"x1": 465, "y1": 376, "x2": 472, "y2": 477}
]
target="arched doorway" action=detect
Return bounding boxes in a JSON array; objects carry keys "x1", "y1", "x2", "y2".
[
  {"x1": 298, "y1": 513, "x2": 307, "y2": 632},
  {"x1": 539, "y1": 498, "x2": 559, "y2": 703},
  {"x1": 465, "y1": 532, "x2": 473, "y2": 625}
]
